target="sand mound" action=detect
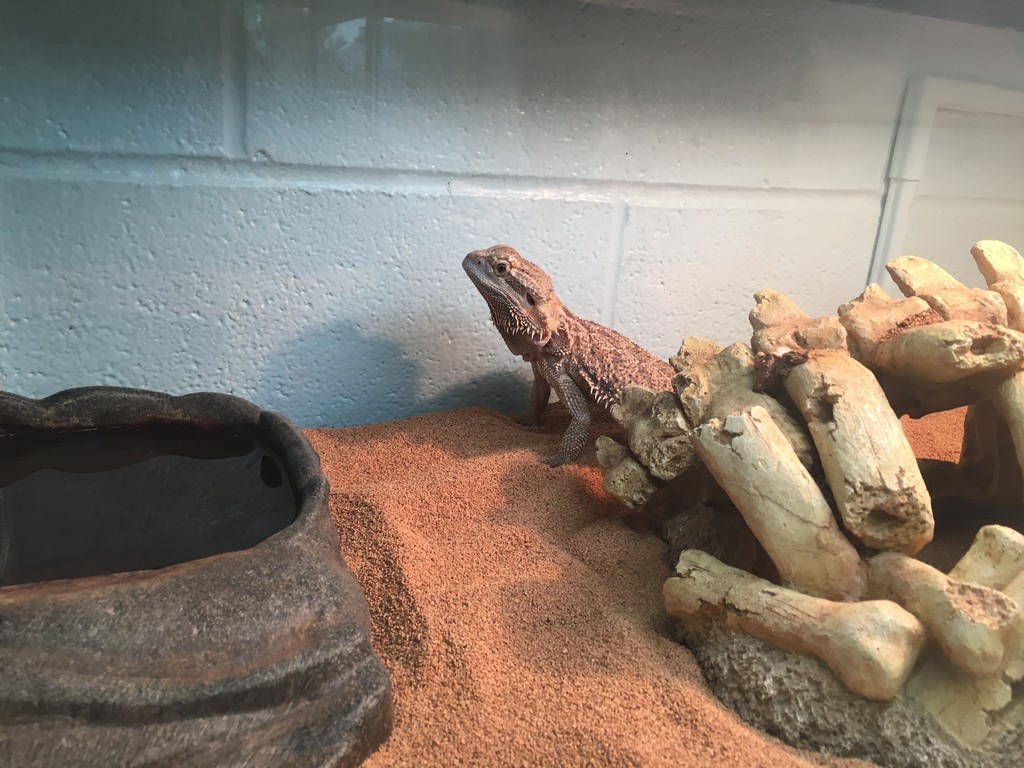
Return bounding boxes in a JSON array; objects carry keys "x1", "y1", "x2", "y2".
[{"x1": 306, "y1": 405, "x2": 964, "y2": 767}]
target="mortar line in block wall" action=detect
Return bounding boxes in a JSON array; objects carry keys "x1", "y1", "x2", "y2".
[
  {"x1": 0, "y1": 150, "x2": 882, "y2": 211},
  {"x1": 602, "y1": 200, "x2": 629, "y2": 328},
  {"x1": 219, "y1": 0, "x2": 249, "y2": 161}
]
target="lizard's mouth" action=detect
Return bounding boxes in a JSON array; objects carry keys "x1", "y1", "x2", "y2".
[
  {"x1": 463, "y1": 256, "x2": 549, "y2": 346},
  {"x1": 462, "y1": 255, "x2": 507, "y2": 302},
  {"x1": 462, "y1": 261, "x2": 491, "y2": 296},
  {"x1": 461, "y1": 253, "x2": 488, "y2": 279}
]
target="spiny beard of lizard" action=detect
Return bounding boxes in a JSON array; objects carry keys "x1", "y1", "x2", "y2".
[
  {"x1": 463, "y1": 244, "x2": 675, "y2": 466},
  {"x1": 480, "y1": 282, "x2": 547, "y2": 346}
]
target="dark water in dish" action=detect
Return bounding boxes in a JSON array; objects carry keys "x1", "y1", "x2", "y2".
[{"x1": 0, "y1": 425, "x2": 297, "y2": 586}]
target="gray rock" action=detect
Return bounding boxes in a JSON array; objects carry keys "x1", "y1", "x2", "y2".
[
  {"x1": 677, "y1": 622, "x2": 1022, "y2": 768},
  {"x1": 0, "y1": 387, "x2": 392, "y2": 767}
]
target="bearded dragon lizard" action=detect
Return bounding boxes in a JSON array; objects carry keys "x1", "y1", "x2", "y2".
[{"x1": 463, "y1": 244, "x2": 675, "y2": 466}]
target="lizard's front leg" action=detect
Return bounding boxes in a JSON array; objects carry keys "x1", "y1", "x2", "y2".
[
  {"x1": 538, "y1": 362, "x2": 592, "y2": 467},
  {"x1": 519, "y1": 360, "x2": 551, "y2": 426}
]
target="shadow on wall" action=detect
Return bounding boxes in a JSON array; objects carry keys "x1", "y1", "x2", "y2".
[
  {"x1": 254, "y1": 318, "x2": 531, "y2": 429},
  {"x1": 420, "y1": 370, "x2": 531, "y2": 424}
]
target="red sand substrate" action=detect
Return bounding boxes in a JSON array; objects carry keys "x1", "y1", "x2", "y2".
[{"x1": 305, "y1": 406, "x2": 966, "y2": 768}]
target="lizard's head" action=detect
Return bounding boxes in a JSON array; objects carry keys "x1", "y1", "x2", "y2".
[{"x1": 463, "y1": 245, "x2": 565, "y2": 351}]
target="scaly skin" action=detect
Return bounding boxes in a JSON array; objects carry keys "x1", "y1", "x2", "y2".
[{"x1": 463, "y1": 244, "x2": 674, "y2": 466}]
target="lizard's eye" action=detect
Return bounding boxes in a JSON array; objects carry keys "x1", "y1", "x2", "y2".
[
  {"x1": 494, "y1": 261, "x2": 510, "y2": 276},
  {"x1": 526, "y1": 293, "x2": 536, "y2": 306}
]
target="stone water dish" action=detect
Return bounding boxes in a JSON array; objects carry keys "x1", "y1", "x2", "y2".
[{"x1": 0, "y1": 387, "x2": 392, "y2": 767}]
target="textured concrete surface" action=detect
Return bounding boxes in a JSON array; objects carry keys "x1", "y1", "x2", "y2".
[
  {"x1": 1, "y1": 0, "x2": 1023, "y2": 427},
  {"x1": 0, "y1": 0, "x2": 225, "y2": 156}
]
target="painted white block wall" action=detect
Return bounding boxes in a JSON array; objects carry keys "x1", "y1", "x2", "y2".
[{"x1": 1, "y1": 0, "x2": 1024, "y2": 426}]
